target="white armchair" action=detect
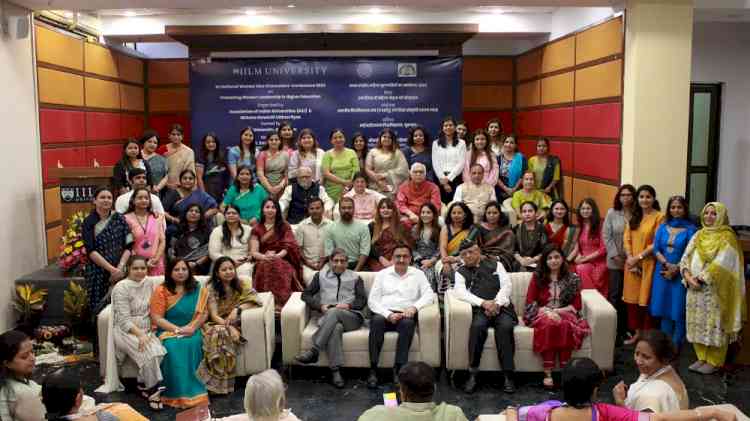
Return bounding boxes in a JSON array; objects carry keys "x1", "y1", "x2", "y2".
[
  {"x1": 97, "y1": 275, "x2": 276, "y2": 378},
  {"x1": 281, "y1": 271, "x2": 441, "y2": 368},
  {"x1": 444, "y1": 272, "x2": 616, "y2": 372}
]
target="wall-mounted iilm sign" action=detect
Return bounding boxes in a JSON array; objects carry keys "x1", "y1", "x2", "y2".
[{"x1": 60, "y1": 185, "x2": 97, "y2": 203}]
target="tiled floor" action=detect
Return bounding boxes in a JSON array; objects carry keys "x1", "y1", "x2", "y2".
[{"x1": 38, "y1": 344, "x2": 750, "y2": 421}]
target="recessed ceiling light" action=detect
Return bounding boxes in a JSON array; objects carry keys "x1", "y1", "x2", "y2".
[
  {"x1": 368, "y1": 7, "x2": 382, "y2": 14},
  {"x1": 124, "y1": 10, "x2": 137, "y2": 17},
  {"x1": 287, "y1": 4, "x2": 296, "y2": 8},
  {"x1": 245, "y1": 9, "x2": 257, "y2": 15}
]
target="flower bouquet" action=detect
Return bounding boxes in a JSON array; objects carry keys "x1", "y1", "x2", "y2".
[{"x1": 58, "y1": 211, "x2": 89, "y2": 275}]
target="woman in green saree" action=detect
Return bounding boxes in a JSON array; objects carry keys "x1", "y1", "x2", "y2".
[
  {"x1": 150, "y1": 258, "x2": 209, "y2": 408},
  {"x1": 197, "y1": 256, "x2": 261, "y2": 394}
]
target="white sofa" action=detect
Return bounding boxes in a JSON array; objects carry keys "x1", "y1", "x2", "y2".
[
  {"x1": 97, "y1": 275, "x2": 276, "y2": 379},
  {"x1": 444, "y1": 272, "x2": 616, "y2": 372},
  {"x1": 281, "y1": 271, "x2": 441, "y2": 368}
]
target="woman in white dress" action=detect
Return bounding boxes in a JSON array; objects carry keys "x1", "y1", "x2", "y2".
[
  {"x1": 209, "y1": 204, "x2": 253, "y2": 277},
  {"x1": 103, "y1": 255, "x2": 167, "y2": 410},
  {"x1": 613, "y1": 330, "x2": 688, "y2": 413}
]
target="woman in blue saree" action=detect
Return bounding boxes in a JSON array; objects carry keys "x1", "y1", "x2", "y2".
[
  {"x1": 162, "y1": 169, "x2": 218, "y2": 241},
  {"x1": 649, "y1": 196, "x2": 698, "y2": 349},
  {"x1": 150, "y1": 258, "x2": 209, "y2": 409}
]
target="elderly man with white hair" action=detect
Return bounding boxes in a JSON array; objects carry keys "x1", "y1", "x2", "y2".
[
  {"x1": 395, "y1": 162, "x2": 442, "y2": 228},
  {"x1": 279, "y1": 166, "x2": 333, "y2": 224},
  {"x1": 215, "y1": 369, "x2": 300, "y2": 421}
]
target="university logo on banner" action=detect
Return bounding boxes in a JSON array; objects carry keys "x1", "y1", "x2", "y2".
[{"x1": 397, "y1": 63, "x2": 417, "y2": 77}]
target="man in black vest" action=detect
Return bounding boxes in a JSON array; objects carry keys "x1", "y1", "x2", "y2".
[
  {"x1": 454, "y1": 239, "x2": 518, "y2": 394},
  {"x1": 279, "y1": 166, "x2": 333, "y2": 224}
]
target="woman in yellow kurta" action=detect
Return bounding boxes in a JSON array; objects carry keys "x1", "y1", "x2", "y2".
[
  {"x1": 511, "y1": 171, "x2": 551, "y2": 220},
  {"x1": 680, "y1": 202, "x2": 746, "y2": 374},
  {"x1": 623, "y1": 185, "x2": 664, "y2": 345}
]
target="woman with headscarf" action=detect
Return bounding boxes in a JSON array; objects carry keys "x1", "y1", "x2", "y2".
[{"x1": 680, "y1": 202, "x2": 746, "y2": 374}]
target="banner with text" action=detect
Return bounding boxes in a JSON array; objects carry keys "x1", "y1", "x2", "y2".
[{"x1": 190, "y1": 57, "x2": 462, "y2": 150}]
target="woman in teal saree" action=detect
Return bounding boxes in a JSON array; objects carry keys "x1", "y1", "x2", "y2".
[{"x1": 150, "y1": 258, "x2": 210, "y2": 409}]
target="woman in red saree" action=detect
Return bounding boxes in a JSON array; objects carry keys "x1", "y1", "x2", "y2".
[
  {"x1": 545, "y1": 199, "x2": 579, "y2": 270},
  {"x1": 250, "y1": 199, "x2": 303, "y2": 313}
]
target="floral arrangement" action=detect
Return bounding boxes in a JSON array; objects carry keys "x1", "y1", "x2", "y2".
[{"x1": 58, "y1": 211, "x2": 89, "y2": 274}]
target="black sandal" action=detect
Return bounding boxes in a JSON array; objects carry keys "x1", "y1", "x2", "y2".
[{"x1": 146, "y1": 386, "x2": 165, "y2": 411}]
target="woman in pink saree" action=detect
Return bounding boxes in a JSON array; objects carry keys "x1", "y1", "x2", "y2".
[{"x1": 250, "y1": 199, "x2": 303, "y2": 313}]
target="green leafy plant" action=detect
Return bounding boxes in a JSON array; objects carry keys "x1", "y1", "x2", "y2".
[
  {"x1": 63, "y1": 281, "x2": 89, "y2": 335},
  {"x1": 13, "y1": 283, "x2": 48, "y2": 332}
]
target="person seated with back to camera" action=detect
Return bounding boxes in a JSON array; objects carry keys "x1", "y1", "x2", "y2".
[
  {"x1": 294, "y1": 197, "x2": 333, "y2": 281},
  {"x1": 357, "y1": 361, "x2": 469, "y2": 421},
  {"x1": 453, "y1": 239, "x2": 518, "y2": 394},
  {"x1": 366, "y1": 244, "x2": 435, "y2": 388},
  {"x1": 294, "y1": 248, "x2": 368, "y2": 388},
  {"x1": 279, "y1": 166, "x2": 334, "y2": 225}
]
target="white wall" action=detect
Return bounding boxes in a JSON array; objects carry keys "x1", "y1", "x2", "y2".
[
  {"x1": 0, "y1": 5, "x2": 47, "y2": 330},
  {"x1": 547, "y1": 7, "x2": 617, "y2": 40},
  {"x1": 691, "y1": 22, "x2": 750, "y2": 224}
]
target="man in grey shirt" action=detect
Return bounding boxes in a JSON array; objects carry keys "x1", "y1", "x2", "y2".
[{"x1": 295, "y1": 248, "x2": 367, "y2": 388}]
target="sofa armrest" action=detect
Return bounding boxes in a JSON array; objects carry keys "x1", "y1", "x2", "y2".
[
  {"x1": 444, "y1": 290, "x2": 473, "y2": 370},
  {"x1": 280, "y1": 292, "x2": 308, "y2": 364},
  {"x1": 417, "y1": 302, "x2": 441, "y2": 367},
  {"x1": 97, "y1": 305, "x2": 112, "y2": 377},
  {"x1": 240, "y1": 292, "x2": 275, "y2": 373},
  {"x1": 581, "y1": 289, "x2": 617, "y2": 371}
]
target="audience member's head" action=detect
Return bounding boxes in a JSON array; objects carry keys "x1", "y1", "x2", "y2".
[
  {"x1": 397, "y1": 361, "x2": 436, "y2": 403},
  {"x1": 307, "y1": 197, "x2": 325, "y2": 222},
  {"x1": 244, "y1": 369, "x2": 288, "y2": 421},
  {"x1": 42, "y1": 368, "x2": 83, "y2": 421},
  {"x1": 329, "y1": 248, "x2": 348, "y2": 274},
  {"x1": 561, "y1": 358, "x2": 604, "y2": 408},
  {"x1": 339, "y1": 197, "x2": 355, "y2": 222},
  {"x1": 459, "y1": 239, "x2": 482, "y2": 267},
  {"x1": 409, "y1": 163, "x2": 427, "y2": 183},
  {"x1": 0, "y1": 330, "x2": 34, "y2": 385},
  {"x1": 635, "y1": 330, "x2": 675, "y2": 376},
  {"x1": 128, "y1": 167, "x2": 148, "y2": 188}
]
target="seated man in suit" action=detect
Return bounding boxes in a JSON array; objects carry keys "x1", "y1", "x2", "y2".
[
  {"x1": 453, "y1": 239, "x2": 518, "y2": 394},
  {"x1": 367, "y1": 244, "x2": 435, "y2": 388},
  {"x1": 294, "y1": 248, "x2": 367, "y2": 388}
]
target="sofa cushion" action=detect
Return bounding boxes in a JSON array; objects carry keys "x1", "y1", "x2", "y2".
[
  {"x1": 509, "y1": 272, "x2": 533, "y2": 320},
  {"x1": 480, "y1": 326, "x2": 592, "y2": 353},
  {"x1": 301, "y1": 322, "x2": 420, "y2": 352}
]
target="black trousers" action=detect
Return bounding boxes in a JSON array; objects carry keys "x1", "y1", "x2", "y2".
[
  {"x1": 438, "y1": 174, "x2": 462, "y2": 204},
  {"x1": 369, "y1": 314, "x2": 417, "y2": 368},
  {"x1": 608, "y1": 269, "x2": 628, "y2": 338},
  {"x1": 468, "y1": 309, "x2": 516, "y2": 371}
]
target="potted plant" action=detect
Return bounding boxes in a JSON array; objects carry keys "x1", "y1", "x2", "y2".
[
  {"x1": 13, "y1": 283, "x2": 47, "y2": 335},
  {"x1": 63, "y1": 280, "x2": 89, "y2": 345}
]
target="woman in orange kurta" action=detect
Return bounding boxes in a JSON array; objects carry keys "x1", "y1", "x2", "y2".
[{"x1": 623, "y1": 185, "x2": 664, "y2": 345}]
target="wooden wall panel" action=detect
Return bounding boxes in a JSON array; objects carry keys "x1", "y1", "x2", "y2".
[
  {"x1": 148, "y1": 115, "x2": 192, "y2": 141},
  {"x1": 574, "y1": 102, "x2": 622, "y2": 139},
  {"x1": 572, "y1": 178, "x2": 618, "y2": 219},
  {"x1": 463, "y1": 85, "x2": 513, "y2": 109},
  {"x1": 516, "y1": 49, "x2": 542, "y2": 81},
  {"x1": 117, "y1": 54, "x2": 144, "y2": 84},
  {"x1": 121, "y1": 114, "x2": 145, "y2": 139},
  {"x1": 517, "y1": 138, "x2": 537, "y2": 157},
  {"x1": 516, "y1": 80, "x2": 540, "y2": 108},
  {"x1": 39, "y1": 109, "x2": 85, "y2": 144},
  {"x1": 516, "y1": 110, "x2": 541, "y2": 136},
  {"x1": 38, "y1": 68, "x2": 84, "y2": 106},
  {"x1": 541, "y1": 72, "x2": 574, "y2": 105},
  {"x1": 35, "y1": 25, "x2": 83, "y2": 70},
  {"x1": 86, "y1": 112, "x2": 121, "y2": 141},
  {"x1": 540, "y1": 107, "x2": 574, "y2": 137},
  {"x1": 463, "y1": 58, "x2": 513, "y2": 82},
  {"x1": 148, "y1": 60, "x2": 190, "y2": 85},
  {"x1": 562, "y1": 176, "x2": 573, "y2": 206},
  {"x1": 576, "y1": 18, "x2": 623, "y2": 65},
  {"x1": 542, "y1": 36, "x2": 575, "y2": 74},
  {"x1": 46, "y1": 225, "x2": 63, "y2": 261},
  {"x1": 573, "y1": 143, "x2": 620, "y2": 182},
  {"x1": 575, "y1": 59, "x2": 622, "y2": 101},
  {"x1": 85, "y1": 78, "x2": 121, "y2": 109},
  {"x1": 120, "y1": 84, "x2": 145, "y2": 111},
  {"x1": 41, "y1": 147, "x2": 87, "y2": 184},
  {"x1": 85, "y1": 43, "x2": 118, "y2": 78},
  {"x1": 44, "y1": 187, "x2": 61, "y2": 224},
  {"x1": 149, "y1": 88, "x2": 190, "y2": 112},
  {"x1": 462, "y1": 111, "x2": 513, "y2": 135},
  {"x1": 550, "y1": 140, "x2": 574, "y2": 174},
  {"x1": 86, "y1": 144, "x2": 125, "y2": 166}
]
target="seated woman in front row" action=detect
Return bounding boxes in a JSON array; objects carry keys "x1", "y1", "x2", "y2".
[
  {"x1": 170, "y1": 204, "x2": 212, "y2": 275},
  {"x1": 150, "y1": 258, "x2": 209, "y2": 409},
  {"x1": 197, "y1": 256, "x2": 261, "y2": 395},
  {"x1": 514, "y1": 201, "x2": 548, "y2": 271},
  {"x1": 525, "y1": 244, "x2": 590, "y2": 389},
  {"x1": 104, "y1": 255, "x2": 166, "y2": 409},
  {"x1": 503, "y1": 358, "x2": 736, "y2": 421},
  {"x1": 614, "y1": 330, "x2": 688, "y2": 413},
  {"x1": 438, "y1": 202, "x2": 478, "y2": 295},
  {"x1": 511, "y1": 171, "x2": 551, "y2": 220},
  {"x1": 478, "y1": 201, "x2": 518, "y2": 271}
]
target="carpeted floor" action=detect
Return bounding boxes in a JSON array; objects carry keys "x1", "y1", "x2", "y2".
[{"x1": 37, "y1": 343, "x2": 750, "y2": 420}]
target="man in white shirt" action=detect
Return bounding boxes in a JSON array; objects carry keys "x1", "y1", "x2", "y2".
[
  {"x1": 114, "y1": 168, "x2": 164, "y2": 214},
  {"x1": 453, "y1": 164, "x2": 496, "y2": 223},
  {"x1": 454, "y1": 239, "x2": 517, "y2": 394},
  {"x1": 367, "y1": 244, "x2": 435, "y2": 389},
  {"x1": 294, "y1": 198, "x2": 332, "y2": 283}
]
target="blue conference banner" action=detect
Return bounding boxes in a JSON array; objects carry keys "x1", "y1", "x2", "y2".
[{"x1": 189, "y1": 57, "x2": 462, "y2": 150}]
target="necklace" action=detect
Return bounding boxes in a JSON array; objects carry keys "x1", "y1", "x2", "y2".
[{"x1": 135, "y1": 213, "x2": 151, "y2": 249}]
